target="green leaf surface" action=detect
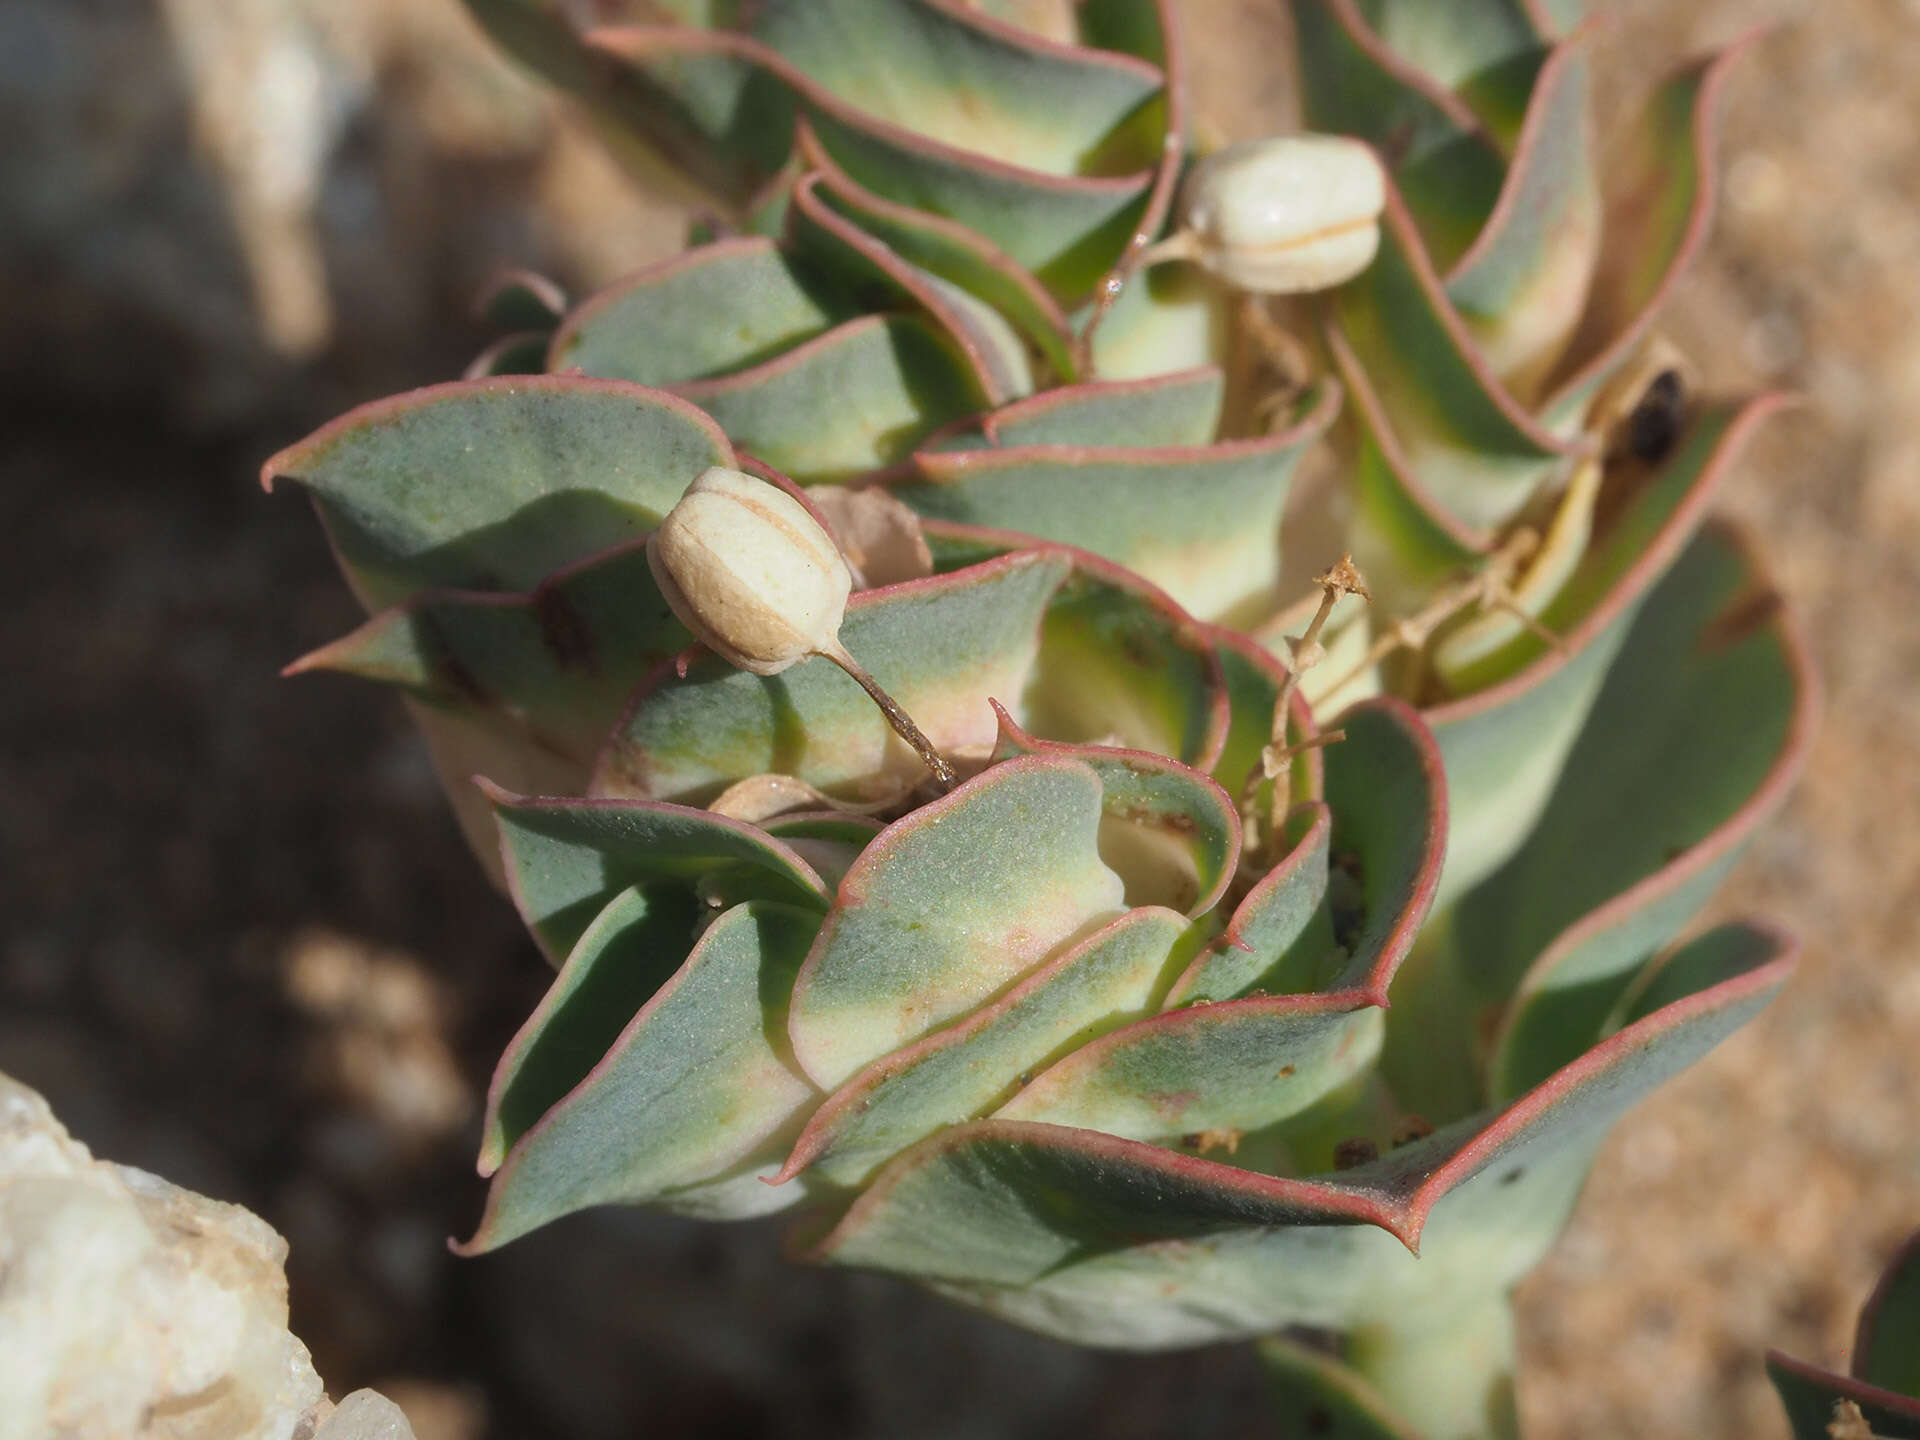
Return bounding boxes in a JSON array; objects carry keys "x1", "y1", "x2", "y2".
[
  {"x1": 1443, "y1": 40, "x2": 1599, "y2": 397},
  {"x1": 596, "y1": 548, "x2": 1071, "y2": 802},
  {"x1": 990, "y1": 710, "x2": 1240, "y2": 917},
  {"x1": 785, "y1": 173, "x2": 1034, "y2": 405},
  {"x1": 799, "y1": 147, "x2": 1079, "y2": 379},
  {"x1": 993, "y1": 992, "x2": 1384, "y2": 1145},
  {"x1": 1540, "y1": 42, "x2": 1747, "y2": 430},
  {"x1": 945, "y1": 367, "x2": 1226, "y2": 451},
  {"x1": 286, "y1": 540, "x2": 684, "y2": 772},
  {"x1": 548, "y1": 237, "x2": 851, "y2": 384},
  {"x1": 1291, "y1": 0, "x2": 1505, "y2": 268},
  {"x1": 475, "y1": 267, "x2": 567, "y2": 332},
  {"x1": 813, "y1": 951, "x2": 1785, "y2": 1345},
  {"x1": 460, "y1": 899, "x2": 821, "y2": 1252},
  {"x1": 802, "y1": 103, "x2": 1156, "y2": 300},
  {"x1": 673, "y1": 313, "x2": 991, "y2": 481},
  {"x1": 479, "y1": 883, "x2": 700, "y2": 1173},
  {"x1": 1257, "y1": 1335, "x2": 1424, "y2": 1440},
  {"x1": 1465, "y1": 523, "x2": 1811, "y2": 1096},
  {"x1": 1352, "y1": 0, "x2": 1542, "y2": 94},
  {"x1": 779, "y1": 906, "x2": 1183, "y2": 1188},
  {"x1": 898, "y1": 382, "x2": 1337, "y2": 622},
  {"x1": 1330, "y1": 186, "x2": 1568, "y2": 543},
  {"x1": 1014, "y1": 549, "x2": 1229, "y2": 768},
  {"x1": 465, "y1": 332, "x2": 554, "y2": 379},
  {"x1": 485, "y1": 784, "x2": 831, "y2": 963},
  {"x1": 748, "y1": 0, "x2": 1164, "y2": 177},
  {"x1": 1168, "y1": 805, "x2": 1333, "y2": 1005},
  {"x1": 787, "y1": 755, "x2": 1127, "y2": 1089},
  {"x1": 261, "y1": 376, "x2": 732, "y2": 609},
  {"x1": 1423, "y1": 396, "x2": 1788, "y2": 911}
]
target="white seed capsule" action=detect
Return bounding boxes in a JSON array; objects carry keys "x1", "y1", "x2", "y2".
[
  {"x1": 647, "y1": 466, "x2": 852, "y2": 676},
  {"x1": 1176, "y1": 134, "x2": 1387, "y2": 294}
]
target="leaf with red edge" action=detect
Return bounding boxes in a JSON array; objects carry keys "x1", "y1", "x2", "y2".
[
  {"x1": 990, "y1": 709, "x2": 1241, "y2": 917},
  {"x1": 1423, "y1": 396, "x2": 1791, "y2": 909},
  {"x1": 1540, "y1": 39, "x2": 1754, "y2": 430},
  {"x1": 1466, "y1": 522, "x2": 1813, "y2": 1099},
  {"x1": 285, "y1": 540, "x2": 684, "y2": 775},
  {"x1": 484, "y1": 783, "x2": 832, "y2": 964},
  {"x1": 993, "y1": 701, "x2": 1442, "y2": 1141},
  {"x1": 596, "y1": 548, "x2": 1071, "y2": 803},
  {"x1": 787, "y1": 755, "x2": 1127, "y2": 1090},
  {"x1": 779, "y1": 906, "x2": 1184, "y2": 1188},
  {"x1": 260, "y1": 376, "x2": 732, "y2": 610},
  {"x1": 548, "y1": 237, "x2": 854, "y2": 387},
  {"x1": 897, "y1": 382, "x2": 1339, "y2": 623},
  {"x1": 811, "y1": 943, "x2": 1787, "y2": 1346},
  {"x1": 460, "y1": 897, "x2": 822, "y2": 1253},
  {"x1": 1858, "y1": 1232, "x2": 1920, "y2": 1400},
  {"x1": 1444, "y1": 39, "x2": 1600, "y2": 397}
]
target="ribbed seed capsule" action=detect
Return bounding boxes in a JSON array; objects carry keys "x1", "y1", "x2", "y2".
[
  {"x1": 647, "y1": 466, "x2": 852, "y2": 677},
  {"x1": 1174, "y1": 134, "x2": 1387, "y2": 294},
  {"x1": 648, "y1": 466, "x2": 955, "y2": 789}
]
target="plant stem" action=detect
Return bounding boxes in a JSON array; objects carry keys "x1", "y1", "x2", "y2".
[
  {"x1": 1342, "y1": 1295, "x2": 1519, "y2": 1440},
  {"x1": 820, "y1": 639, "x2": 956, "y2": 791}
]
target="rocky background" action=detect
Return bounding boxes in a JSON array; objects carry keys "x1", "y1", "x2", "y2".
[{"x1": 2, "y1": 1, "x2": 1915, "y2": 1436}]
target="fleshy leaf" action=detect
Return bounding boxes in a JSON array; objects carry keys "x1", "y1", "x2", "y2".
[
  {"x1": 1443, "y1": 40, "x2": 1600, "y2": 397},
  {"x1": 1291, "y1": 0, "x2": 1506, "y2": 268},
  {"x1": 990, "y1": 708, "x2": 1240, "y2": 917},
  {"x1": 587, "y1": 25, "x2": 1161, "y2": 300},
  {"x1": 798, "y1": 137, "x2": 1079, "y2": 379},
  {"x1": 459, "y1": 898, "x2": 822, "y2": 1253},
  {"x1": 672, "y1": 313, "x2": 993, "y2": 481},
  {"x1": 1014, "y1": 546, "x2": 1230, "y2": 768},
  {"x1": 1257, "y1": 1335, "x2": 1424, "y2": 1440},
  {"x1": 475, "y1": 267, "x2": 568, "y2": 331},
  {"x1": 1167, "y1": 805, "x2": 1333, "y2": 1005},
  {"x1": 812, "y1": 952, "x2": 1785, "y2": 1345},
  {"x1": 786, "y1": 756, "x2": 1127, "y2": 1090},
  {"x1": 779, "y1": 906, "x2": 1183, "y2": 1188},
  {"x1": 484, "y1": 784, "x2": 831, "y2": 964},
  {"x1": 746, "y1": 0, "x2": 1164, "y2": 177},
  {"x1": 1424, "y1": 395, "x2": 1789, "y2": 906},
  {"x1": 1467, "y1": 522, "x2": 1813, "y2": 1097},
  {"x1": 285, "y1": 540, "x2": 684, "y2": 773},
  {"x1": 260, "y1": 376, "x2": 732, "y2": 609},
  {"x1": 547, "y1": 237, "x2": 852, "y2": 385},
  {"x1": 940, "y1": 367, "x2": 1226, "y2": 451},
  {"x1": 1329, "y1": 185, "x2": 1569, "y2": 545},
  {"x1": 596, "y1": 548, "x2": 1072, "y2": 802},
  {"x1": 785, "y1": 173, "x2": 1034, "y2": 405},
  {"x1": 996, "y1": 701, "x2": 1442, "y2": 1140},
  {"x1": 1540, "y1": 40, "x2": 1749, "y2": 430},
  {"x1": 898, "y1": 382, "x2": 1338, "y2": 622}
]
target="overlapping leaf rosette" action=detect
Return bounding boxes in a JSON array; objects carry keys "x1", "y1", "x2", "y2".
[{"x1": 264, "y1": 2, "x2": 1816, "y2": 1435}]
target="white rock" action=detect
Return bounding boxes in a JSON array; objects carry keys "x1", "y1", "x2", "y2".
[{"x1": 0, "y1": 1071, "x2": 414, "y2": 1440}]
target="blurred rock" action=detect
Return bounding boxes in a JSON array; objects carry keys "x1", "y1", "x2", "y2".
[{"x1": 0, "y1": 1072, "x2": 414, "y2": 1440}]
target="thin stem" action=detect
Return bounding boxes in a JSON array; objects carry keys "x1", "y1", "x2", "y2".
[{"x1": 820, "y1": 640, "x2": 957, "y2": 791}]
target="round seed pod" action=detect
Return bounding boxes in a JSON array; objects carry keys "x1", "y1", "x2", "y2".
[
  {"x1": 1178, "y1": 134, "x2": 1387, "y2": 294},
  {"x1": 647, "y1": 466, "x2": 853, "y2": 676}
]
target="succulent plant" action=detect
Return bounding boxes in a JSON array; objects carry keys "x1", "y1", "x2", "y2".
[
  {"x1": 1768, "y1": 1230, "x2": 1920, "y2": 1440},
  {"x1": 263, "y1": 2, "x2": 1816, "y2": 1435}
]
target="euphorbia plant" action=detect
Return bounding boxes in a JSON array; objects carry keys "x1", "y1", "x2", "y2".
[{"x1": 263, "y1": 3, "x2": 1814, "y2": 1436}]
